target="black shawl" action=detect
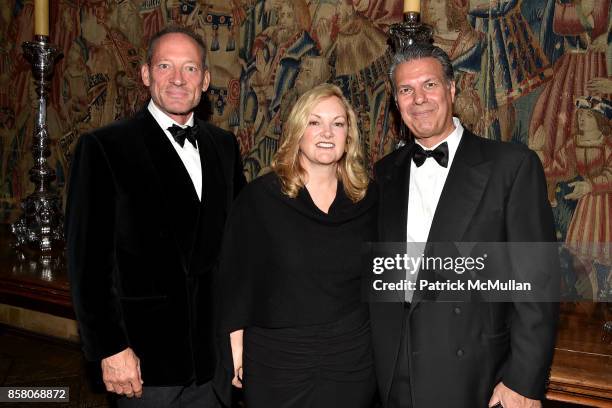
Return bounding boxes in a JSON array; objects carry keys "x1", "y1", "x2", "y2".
[{"x1": 216, "y1": 172, "x2": 378, "y2": 333}]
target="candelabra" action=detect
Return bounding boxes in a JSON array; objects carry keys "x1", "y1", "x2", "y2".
[
  {"x1": 388, "y1": 11, "x2": 433, "y2": 52},
  {"x1": 11, "y1": 35, "x2": 64, "y2": 252}
]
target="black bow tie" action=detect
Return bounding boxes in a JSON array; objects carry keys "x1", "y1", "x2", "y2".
[
  {"x1": 412, "y1": 142, "x2": 449, "y2": 168},
  {"x1": 167, "y1": 124, "x2": 199, "y2": 148}
]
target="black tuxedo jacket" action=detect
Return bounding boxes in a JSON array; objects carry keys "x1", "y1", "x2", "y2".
[
  {"x1": 66, "y1": 108, "x2": 246, "y2": 387},
  {"x1": 372, "y1": 130, "x2": 559, "y2": 407}
]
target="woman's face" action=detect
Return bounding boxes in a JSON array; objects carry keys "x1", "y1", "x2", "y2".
[
  {"x1": 298, "y1": 96, "x2": 348, "y2": 172},
  {"x1": 578, "y1": 109, "x2": 599, "y2": 133}
]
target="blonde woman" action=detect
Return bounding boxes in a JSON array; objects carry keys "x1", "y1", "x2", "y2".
[{"x1": 217, "y1": 84, "x2": 377, "y2": 407}]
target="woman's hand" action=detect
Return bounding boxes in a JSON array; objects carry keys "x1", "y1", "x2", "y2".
[{"x1": 230, "y1": 330, "x2": 244, "y2": 388}]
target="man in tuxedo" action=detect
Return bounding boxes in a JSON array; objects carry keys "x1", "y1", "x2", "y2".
[
  {"x1": 371, "y1": 44, "x2": 559, "y2": 408},
  {"x1": 66, "y1": 26, "x2": 245, "y2": 407}
]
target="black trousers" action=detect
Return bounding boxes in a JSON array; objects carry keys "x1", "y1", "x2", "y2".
[
  {"x1": 115, "y1": 380, "x2": 221, "y2": 408},
  {"x1": 388, "y1": 306, "x2": 413, "y2": 408}
]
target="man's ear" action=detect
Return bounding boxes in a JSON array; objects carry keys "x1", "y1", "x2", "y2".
[
  {"x1": 449, "y1": 80, "x2": 456, "y2": 103},
  {"x1": 202, "y1": 69, "x2": 211, "y2": 92},
  {"x1": 141, "y1": 64, "x2": 150, "y2": 87}
]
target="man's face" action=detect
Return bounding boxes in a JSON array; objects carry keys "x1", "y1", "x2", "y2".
[
  {"x1": 278, "y1": 4, "x2": 295, "y2": 29},
  {"x1": 394, "y1": 57, "x2": 456, "y2": 147},
  {"x1": 337, "y1": 2, "x2": 355, "y2": 26},
  {"x1": 141, "y1": 33, "x2": 210, "y2": 124},
  {"x1": 81, "y1": 12, "x2": 107, "y2": 46},
  {"x1": 577, "y1": 109, "x2": 599, "y2": 133},
  {"x1": 295, "y1": 59, "x2": 320, "y2": 94}
]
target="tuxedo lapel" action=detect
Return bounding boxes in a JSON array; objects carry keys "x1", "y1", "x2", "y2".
[
  {"x1": 140, "y1": 110, "x2": 201, "y2": 268},
  {"x1": 195, "y1": 121, "x2": 225, "y2": 205},
  {"x1": 427, "y1": 132, "x2": 492, "y2": 243},
  {"x1": 379, "y1": 144, "x2": 415, "y2": 304},
  {"x1": 186, "y1": 121, "x2": 231, "y2": 275},
  {"x1": 380, "y1": 144, "x2": 415, "y2": 242}
]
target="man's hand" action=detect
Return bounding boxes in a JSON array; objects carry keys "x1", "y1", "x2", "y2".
[
  {"x1": 588, "y1": 34, "x2": 608, "y2": 52},
  {"x1": 586, "y1": 77, "x2": 612, "y2": 95},
  {"x1": 315, "y1": 18, "x2": 333, "y2": 55},
  {"x1": 230, "y1": 330, "x2": 244, "y2": 389},
  {"x1": 564, "y1": 180, "x2": 592, "y2": 200},
  {"x1": 489, "y1": 382, "x2": 542, "y2": 408},
  {"x1": 101, "y1": 347, "x2": 143, "y2": 398}
]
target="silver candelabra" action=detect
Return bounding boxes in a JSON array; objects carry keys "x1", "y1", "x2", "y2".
[{"x1": 11, "y1": 35, "x2": 64, "y2": 251}]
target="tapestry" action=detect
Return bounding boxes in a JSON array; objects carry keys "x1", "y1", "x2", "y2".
[{"x1": 0, "y1": 0, "x2": 610, "y2": 299}]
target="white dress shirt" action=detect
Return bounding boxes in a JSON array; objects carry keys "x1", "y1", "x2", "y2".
[
  {"x1": 404, "y1": 118, "x2": 463, "y2": 302},
  {"x1": 148, "y1": 100, "x2": 202, "y2": 201},
  {"x1": 406, "y1": 117, "x2": 463, "y2": 243}
]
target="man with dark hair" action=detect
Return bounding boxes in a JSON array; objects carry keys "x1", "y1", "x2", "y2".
[
  {"x1": 371, "y1": 44, "x2": 559, "y2": 408},
  {"x1": 66, "y1": 26, "x2": 246, "y2": 407}
]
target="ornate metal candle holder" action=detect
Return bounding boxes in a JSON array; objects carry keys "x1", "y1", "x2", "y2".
[
  {"x1": 388, "y1": 11, "x2": 433, "y2": 52},
  {"x1": 11, "y1": 35, "x2": 64, "y2": 252}
]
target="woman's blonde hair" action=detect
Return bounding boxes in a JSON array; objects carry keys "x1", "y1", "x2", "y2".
[{"x1": 271, "y1": 83, "x2": 369, "y2": 202}]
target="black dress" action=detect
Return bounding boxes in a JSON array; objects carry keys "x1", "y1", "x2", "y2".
[{"x1": 217, "y1": 172, "x2": 377, "y2": 407}]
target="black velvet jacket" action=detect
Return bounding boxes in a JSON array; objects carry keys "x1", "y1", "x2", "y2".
[{"x1": 65, "y1": 108, "x2": 245, "y2": 387}]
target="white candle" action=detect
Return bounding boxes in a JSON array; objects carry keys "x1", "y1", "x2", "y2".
[
  {"x1": 404, "y1": 0, "x2": 420, "y2": 13},
  {"x1": 34, "y1": 0, "x2": 49, "y2": 36}
]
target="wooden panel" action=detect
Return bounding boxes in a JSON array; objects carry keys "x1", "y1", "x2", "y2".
[{"x1": 548, "y1": 303, "x2": 612, "y2": 405}]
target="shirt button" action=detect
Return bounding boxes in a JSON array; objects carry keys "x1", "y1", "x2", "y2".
[
  {"x1": 454, "y1": 306, "x2": 461, "y2": 315},
  {"x1": 456, "y1": 349, "x2": 464, "y2": 357}
]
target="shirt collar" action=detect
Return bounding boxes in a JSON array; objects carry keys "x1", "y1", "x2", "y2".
[
  {"x1": 147, "y1": 99, "x2": 195, "y2": 132},
  {"x1": 414, "y1": 117, "x2": 463, "y2": 166}
]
